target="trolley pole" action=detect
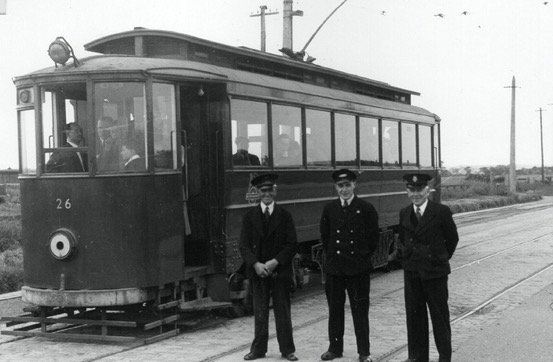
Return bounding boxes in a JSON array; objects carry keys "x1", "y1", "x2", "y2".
[
  {"x1": 250, "y1": 5, "x2": 279, "y2": 52},
  {"x1": 536, "y1": 108, "x2": 545, "y2": 183},
  {"x1": 505, "y1": 76, "x2": 518, "y2": 193}
]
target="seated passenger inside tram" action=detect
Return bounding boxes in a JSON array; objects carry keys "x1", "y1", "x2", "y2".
[
  {"x1": 45, "y1": 122, "x2": 88, "y2": 173},
  {"x1": 120, "y1": 139, "x2": 146, "y2": 171},
  {"x1": 232, "y1": 136, "x2": 261, "y2": 166}
]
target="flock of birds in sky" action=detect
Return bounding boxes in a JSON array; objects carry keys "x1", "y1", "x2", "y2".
[{"x1": 379, "y1": 1, "x2": 550, "y2": 18}]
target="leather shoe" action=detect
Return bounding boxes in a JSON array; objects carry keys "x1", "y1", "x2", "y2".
[
  {"x1": 321, "y1": 351, "x2": 342, "y2": 360},
  {"x1": 282, "y1": 352, "x2": 298, "y2": 361},
  {"x1": 359, "y1": 355, "x2": 373, "y2": 362},
  {"x1": 244, "y1": 352, "x2": 265, "y2": 360}
]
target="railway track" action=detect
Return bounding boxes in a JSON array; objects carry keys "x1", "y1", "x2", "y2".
[{"x1": 1, "y1": 199, "x2": 552, "y2": 361}]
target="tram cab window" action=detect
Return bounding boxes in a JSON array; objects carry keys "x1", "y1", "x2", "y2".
[
  {"x1": 419, "y1": 125, "x2": 433, "y2": 168},
  {"x1": 272, "y1": 105, "x2": 302, "y2": 167},
  {"x1": 402, "y1": 123, "x2": 417, "y2": 169},
  {"x1": 94, "y1": 82, "x2": 147, "y2": 173},
  {"x1": 41, "y1": 83, "x2": 88, "y2": 174},
  {"x1": 231, "y1": 99, "x2": 268, "y2": 167},
  {"x1": 360, "y1": 117, "x2": 380, "y2": 168},
  {"x1": 306, "y1": 109, "x2": 331, "y2": 167},
  {"x1": 20, "y1": 110, "x2": 37, "y2": 174},
  {"x1": 382, "y1": 120, "x2": 399, "y2": 168},
  {"x1": 153, "y1": 83, "x2": 177, "y2": 170},
  {"x1": 335, "y1": 113, "x2": 356, "y2": 167}
]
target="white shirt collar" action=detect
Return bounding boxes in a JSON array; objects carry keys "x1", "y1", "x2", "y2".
[
  {"x1": 341, "y1": 195, "x2": 354, "y2": 206},
  {"x1": 124, "y1": 154, "x2": 140, "y2": 166},
  {"x1": 413, "y1": 200, "x2": 429, "y2": 215},
  {"x1": 261, "y1": 202, "x2": 275, "y2": 214}
]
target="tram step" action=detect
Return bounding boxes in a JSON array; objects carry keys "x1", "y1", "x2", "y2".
[{"x1": 179, "y1": 297, "x2": 231, "y2": 312}]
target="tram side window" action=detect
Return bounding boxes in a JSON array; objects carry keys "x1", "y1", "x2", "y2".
[
  {"x1": 305, "y1": 109, "x2": 331, "y2": 167},
  {"x1": 382, "y1": 120, "x2": 399, "y2": 168},
  {"x1": 94, "y1": 82, "x2": 147, "y2": 173},
  {"x1": 20, "y1": 110, "x2": 37, "y2": 174},
  {"x1": 335, "y1": 113, "x2": 356, "y2": 167},
  {"x1": 402, "y1": 123, "x2": 417, "y2": 169},
  {"x1": 434, "y1": 124, "x2": 440, "y2": 168},
  {"x1": 360, "y1": 117, "x2": 379, "y2": 168},
  {"x1": 153, "y1": 83, "x2": 177, "y2": 170},
  {"x1": 419, "y1": 125, "x2": 432, "y2": 168},
  {"x1": 272, "y1": 105, "x2": 302, "y2": 167},
  {"x1": 231, "y1": 99, "x2": 268, "y2": 167},
  {"x1": 42, "y1": 83, "x2": 89, "y2": 174}
]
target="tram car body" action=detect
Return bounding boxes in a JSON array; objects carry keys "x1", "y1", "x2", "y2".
[{"x1": 13, "y1": 29, "x2": 441, "y2": 312}]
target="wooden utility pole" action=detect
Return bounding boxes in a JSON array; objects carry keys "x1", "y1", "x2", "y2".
[
  {"x1": 250, "y1": 5, "x2": 278, "y2": 52},
  {"x1": 537, "y1": 108, "x2": 545, "y2": 183},
  {"x1": 505, "y1": 76, "x2": 518, "y2": 193}
]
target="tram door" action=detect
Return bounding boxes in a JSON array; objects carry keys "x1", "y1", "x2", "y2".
[
  {"x1": 179, "y1": 85, "x2": 226, "y2": 267},
  {"x1": 180, "y1": 86, "x2": 209, "y2": 266}
]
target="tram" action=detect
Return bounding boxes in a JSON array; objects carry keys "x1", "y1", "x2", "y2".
[{"x1": 5, "y1": 28, "x2": 441, "y2": 340}]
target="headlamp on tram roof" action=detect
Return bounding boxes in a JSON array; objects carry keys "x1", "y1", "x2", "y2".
[
  {"x1": 48, "y1": 228, "x2": 78, "y2": 261},
  {"x1": 48, "y1": 37, "x2": 80, "y2": 68}
]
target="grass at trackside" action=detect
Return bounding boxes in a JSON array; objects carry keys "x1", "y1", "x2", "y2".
[{"x1": 0, "y1": 181, "x2": 552, "y2": 293}]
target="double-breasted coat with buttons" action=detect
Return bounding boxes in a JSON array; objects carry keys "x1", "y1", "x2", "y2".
[
  {"x1": 320, "y1": 196, "x2": 380, "y2": 275},
  {"x1": 398, "y1": 199, "x2": 459, "y2": 279}
]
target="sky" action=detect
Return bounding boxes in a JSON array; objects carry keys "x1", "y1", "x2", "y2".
[{"x1": 1, "y1": 0, "x2": 553, "y2": 170}]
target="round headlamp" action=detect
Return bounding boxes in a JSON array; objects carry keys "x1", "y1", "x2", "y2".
[{"x1": 48, "y1": 228, "x2": 78, "y2": 260}]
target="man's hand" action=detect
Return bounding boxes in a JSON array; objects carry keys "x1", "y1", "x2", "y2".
[
  {"x1": 264, "y1": 259, "x2": 279, "y2": 274},
  {"x1": 254, "y1": 262, "x2": 270, "y2": 278}
]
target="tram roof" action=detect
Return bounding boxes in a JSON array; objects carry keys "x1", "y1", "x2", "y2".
[
  {"x1": 83, "y1": 29, "x2": 420, "y2": 100},
  {"x1": 16, "y1": 55, "x2": 437, "y2": 123}
]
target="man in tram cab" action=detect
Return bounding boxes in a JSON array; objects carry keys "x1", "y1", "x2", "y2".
[
  {"x1": 45, "y1": 122, "x2": 88, "y2": 173},
  {"x1": 239, "y1": 173, "x2": 299, "y2": 361},
  {"x1": 398, "y1": 173, "x2": 459, "y2": 362},
  {"x1": 96, "y1": 116, "x2": 121, "y2": 171},
  {"x1": 320, "y1": 169, "x2": 379, "y2": 362},
  {"x1": 232, "y1": 136, "x2": 261, "y2": 166}
]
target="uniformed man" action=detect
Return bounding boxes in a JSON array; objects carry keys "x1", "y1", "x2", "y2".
[
  {"x1": 398, "y1": 173, "x2": 459, "y2": 362},
  {"x1": 239, "y1": 173, "x2": 299, "y2": 361},
  {"x1": 320, "y1": 169, "x2": 379, "y2": 362}
]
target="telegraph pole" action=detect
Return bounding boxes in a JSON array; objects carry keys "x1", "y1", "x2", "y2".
[
  {"x1": 250, "y1": 5, "x2": 279, "y2": 52},
  {"x1": 536, "y1": 108, "x2": 545, "y2": 183},
  {"x1": 282, "y1": 0, "x2": 303, "y2": 51},
  {"x1": 505, "y1": 76, "x2": 518, "y2": 193}
]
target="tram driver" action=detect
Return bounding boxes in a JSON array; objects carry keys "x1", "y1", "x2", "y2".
[{"x1": 45, "y1": 122, "x2": 88, "y2": 173}]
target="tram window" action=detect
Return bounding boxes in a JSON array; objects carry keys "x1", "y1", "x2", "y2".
[
  {"x1": 41, "y1": 83, "x2": 89, "y2": 174},
  {"x1": 272, "y1": 105, "x2": 302, "y2": 167},
  {"x1": 305, "y1": 109, "x2": 331, "y2": 167},
  {"x1": 402, "y1": 123, "x2": 417, "y2": 169},
  {"x1": 231, "y1": 99, "x2": 268, "y2": 167},
  {"x1": 20, "y1": 110, "x2": 37, "y2": 174},
  {"x1": 335, "y1": 113, "x2": 356, "y2": 167},
  {"x1": 434, "y1": 124, "x2": 440, "y2": 168},
  {"x1": 153, "y1": 83, "x2": 177, "y2": 170},
  {"x1": 94, "y1": 82, "x2": 146, "y2": 173},
  {"x1": 360, "y1": 117, "x2": 379, "y2": 168},
  {"x1": 419, "y1": 125, "x2": 432, "y2": 168},
  {"x1": 382, "y1": 120, "x2": 399, "y2": 168}
]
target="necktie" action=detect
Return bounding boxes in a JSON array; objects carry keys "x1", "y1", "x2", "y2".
[
  {"x1": 416, "y1": 207, "x2": 422, "y2": 223},
  {"x1": 342, "y1": 201, "x2": 348, "y2": 210},
  {"x1": 264, "y1": 206, "x2": 270, "y2": 221}
]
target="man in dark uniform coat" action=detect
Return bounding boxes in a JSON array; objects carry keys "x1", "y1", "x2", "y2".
[
  {"x1": 239, "y1": 174, "x2": 298, "y2": 361},
  {"x1": 398, "y1": 173, "x2": 459, "y2": 362},
  {"x1": 320, "y1": 169, "x2": 379, "y2": 362},
  {"x1": 45, "y1": 122, "x2": 88, "y2": 173}
]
